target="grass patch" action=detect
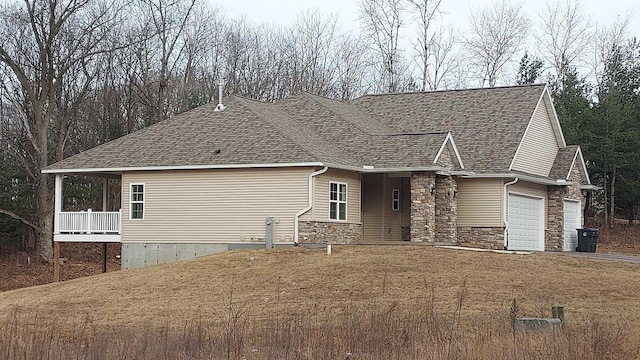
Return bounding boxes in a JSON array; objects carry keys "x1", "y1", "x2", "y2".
[{"x1": 0, "y1": 245, "x2": 639, "y2": 358}]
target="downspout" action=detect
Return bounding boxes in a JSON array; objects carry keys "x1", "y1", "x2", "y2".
[
  {"x1": 503, "y1": 177, "x2": 519, "y2": 249},
  {"x1": 294, "y1": 166, "x2": 329, "y2": 244}
]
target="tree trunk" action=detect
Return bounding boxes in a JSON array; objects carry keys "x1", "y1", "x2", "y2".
[
  {"x1": 35, "y1": 111, "x2": 53, "y2": 260},
  {"x1": 610, "y1": 167, "x2": 616, "y2": 227},
  {"x1": 603, "y1": 171, "x2": 608, "y2": 226}
]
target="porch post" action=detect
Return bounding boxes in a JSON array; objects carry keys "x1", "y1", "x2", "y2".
[
  {"x1": 54, "y1": 174, "x2": 62, "y2": 235},
  {"x1": 102, "y1": 178, "x2": 108, "y2": 273},
  {"x1": 53, "y1": 241, "x2": 60, "y2": 282},
  {"x1": 102, "y1": 178, "x2": 108, "y2": 212}
]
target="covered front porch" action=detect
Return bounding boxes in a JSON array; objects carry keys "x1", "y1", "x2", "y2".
[
  {"x1": 53, "y1": 173, "x2": 123, "y2": 243},
  {"x1": 360, "y1": 171, "x2": 458, "y2": 244}
]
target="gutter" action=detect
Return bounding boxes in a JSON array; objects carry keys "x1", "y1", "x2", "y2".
[
  {"x1": 460, "y1": 172, "x2": 580, "y2": 187},
  {"x1": 294, "y1": 166, "x2": 329, "y2": 244},
  {"x1": 41, "y1": 162, "x2": 326, "y2": 174},
  {"x1": 503, "y1": 177, "x2": 519, "y2": 249}
]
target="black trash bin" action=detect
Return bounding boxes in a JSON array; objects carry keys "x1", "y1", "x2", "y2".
[{"x1": 576, "y1": 228, "x2": 599, "y2": 252}]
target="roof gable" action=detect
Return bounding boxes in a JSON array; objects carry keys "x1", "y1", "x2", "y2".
[
  {"x1": 509, "y1": 87, "x2": 563, "y2": 177},
  {"x1": 549, "y1": 145, "x2": 590, "y2": 184},
  {"x1": 433, "y1": 132, "x2": 464, "y2": 170}
]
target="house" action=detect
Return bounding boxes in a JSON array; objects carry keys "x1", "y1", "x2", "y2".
[{"x1": 43, "y1": 84, "x2": 594, "y2": 269}]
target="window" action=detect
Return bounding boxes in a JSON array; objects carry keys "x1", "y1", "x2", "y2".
[
  {"x1": 329, "y1": 182, "x2": 347, "y2": 221},
  {"x1": 392, "y1": 189, "x2": 400, "y2": 211},
  {"x1": 130, "y1": 184, "x2": 144, "y2": 219}
]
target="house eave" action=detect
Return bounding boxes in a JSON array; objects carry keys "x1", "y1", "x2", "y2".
[
  {"x1": 41, "y1": 162, "x2": 327, "y2": 174},
  {"x1": 458, "y1": 172, "x2": 583, "y2": 186}
]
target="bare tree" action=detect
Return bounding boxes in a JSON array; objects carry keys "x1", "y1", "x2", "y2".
[
  {"x1": 0, "y1": 0, "x2": 127, "y2": 260},
  {"x1": 464, "y1": 0, "x2": 530, "y2": 87},
  {"x1": 334, "y1": 32, "x2": 374, "y2": 100},
  {"x1": 407, "y1": 0, "x2": 458, "y2": 90},
  {"x1": 138, "y1": 0, "x2": 197, "y2": 125},
  {"x1": 537, "y1": 0, "x2": 592, "y2": 84},
  {"x1": 358, "y1": 0, "x2": 406, "y2": 93},
  {"x1": 590, "y1": 15, "x2": 631, "y2": 89}
]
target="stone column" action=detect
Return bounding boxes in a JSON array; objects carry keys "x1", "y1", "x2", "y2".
[
  {"x1": 546, "y1": 186, "x2": 565, "y2": 251},
  {"x1": 410, "y1": 171, "x2": 436, "y2": 242},
  {"x1": 435, "y1": 175, "x2": 458, "y2": 244}
]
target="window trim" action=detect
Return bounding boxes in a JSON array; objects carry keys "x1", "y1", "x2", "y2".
[
  {"x1": 329, "y1": 181, "x2": 348, "y2": 221},
  {"x1": 392, "y1": 188, "x2": 400, "y2": 211},
  {"x1": 129, "y1": 183, "x2": 145, "y2": 220}
]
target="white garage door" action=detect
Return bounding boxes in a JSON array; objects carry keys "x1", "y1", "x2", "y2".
[
  {"x1": 563, "y1": 200, "x2": 581, "y2": 251},
  {"x1": 508, "y1": 194, "x2": 544, "y2": 251}
]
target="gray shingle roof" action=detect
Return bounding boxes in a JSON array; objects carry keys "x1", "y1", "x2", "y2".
[
  {"x1": 44, "y1": 84, "x2": 549, "y2": 173},
  {"x1": 351, "y1": 84, "x2": 547, "y2": 173},
  {"x1": 549, "y1": 145, "x2": 579, "y2": 180}
]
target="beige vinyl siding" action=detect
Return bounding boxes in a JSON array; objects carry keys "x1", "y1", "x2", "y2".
[
  {"x1": 362, "y1": 174, "x2": 382, "y2": 241},
  {"x1": 457, "y1": 178, "x2": 503, "y2": 227},
  {"x1": 121, "y1": 167, "x2": 311, "y2": 243},
  {"x1": 511, "y1": 97, "x2": 560, "y2": 177},
  {"x1": 384, "y1": 176, "x2": 403, "y2": 241},
  {"x1": 508, "y1": 181, "x2": 548, "y2": 227},
  {"x1": 300, "y1": 168, "x2": 361, "y2": 223},
  {"x1": 361, "y1": 174, "x2": 407, "y2": 242}
]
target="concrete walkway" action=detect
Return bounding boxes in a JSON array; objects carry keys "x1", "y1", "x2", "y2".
[{"x1": 545, "y1": 251, "x2": 640, "y2": 264}]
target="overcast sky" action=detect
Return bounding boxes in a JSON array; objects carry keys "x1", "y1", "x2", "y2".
[
  {"x1": 214, "y1": 0, "x2": 639, "y2": 36},
  {"x1": 210, "y1": 0, "x2": 638, "y2": 87}
]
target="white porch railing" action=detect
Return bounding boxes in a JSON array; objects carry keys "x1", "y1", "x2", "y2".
[{"x1": 58, "y1": 209, "x2": 121, "y2": 234}]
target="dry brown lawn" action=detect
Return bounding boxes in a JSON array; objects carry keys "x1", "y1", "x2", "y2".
[{"x1": 0, "y1": 245, "x2": 638, "y2": 335}]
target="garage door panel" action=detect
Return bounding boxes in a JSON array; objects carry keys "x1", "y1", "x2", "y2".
[
  {"x1": 508, "y1": 194, "x2": 544, "y2": 251},
  {"x1": 563, "y1": 200, "x2": 580, "y2": 251}
]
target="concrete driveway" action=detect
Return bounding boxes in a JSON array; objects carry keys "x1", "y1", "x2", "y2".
[{"x1": 545, "y1": 251, "x2": 640, "y2": 264}]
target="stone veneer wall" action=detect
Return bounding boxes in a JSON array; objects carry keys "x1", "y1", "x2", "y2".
[
  {"x1": 546, "y1": 164, "x2": 587, "y2": 251},
  {"x1": 457, "y1": 227, "x2": 505, "y2": 249},
  {"x1": 410, "y1": 172, "x2": 436, "y2": 242},
  {"x1": 435, "y1": 175, "x2": 457, "y2": 243},
  {"x1": 298, "y1": 221, "x2": 362, "y2": 244},
  {"x1": 546, "y1": 186, "x2": 565, "y2": 251}
]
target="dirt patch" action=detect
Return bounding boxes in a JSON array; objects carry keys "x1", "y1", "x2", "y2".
[
  {"x1": 0, "y1": 243, "x2": 120, "y2": 291},
  {"x1": 592, "y1": 225, "x2": 640, "y2": 255}
]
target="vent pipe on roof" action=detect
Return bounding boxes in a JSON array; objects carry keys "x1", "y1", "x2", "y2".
[{"x1": 214, "y1": 78, "x2": 226, "y2": 112}]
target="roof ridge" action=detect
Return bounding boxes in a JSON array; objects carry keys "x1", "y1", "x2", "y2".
[
  {"x1": 353, "y1": 83, "x2": 547, "y2": 100},
  {"x1": 301, "y1": 92, "x2": 394, "y2": 135},
  {"x1": 233, "y1": 96, "x2": 343, "y2": 164}
]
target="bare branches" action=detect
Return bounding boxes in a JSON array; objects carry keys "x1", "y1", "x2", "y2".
[
  {"x1": 408, "y1": 0, "x2": 447, "y2": 90},
  {"x1": 358, "y1": 0, "x2": 406, "y2": 93},
  {"x1": 537, "y1": 0, "x2": 592, "y2": 83},
  {"x1": 464, "y1": 0, "x2": 530, "y2": 87},
  {"x1": 0, "y1": 209, "x2": 36, "y2": 229}
]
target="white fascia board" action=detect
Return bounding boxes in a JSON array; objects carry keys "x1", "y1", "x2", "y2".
[
  {"x1": 544, "y1": 85, "x2": 567, "y2": 148},
  {"x1": 323, "y1": 162, "x2": 447, "y2": 173},
  {"x1": 508, "y1": 92, "x2": 543, "y2": 171},
  {"x1": 42, "y1": 162, "x2": 326, "y2": 174},
  {"x1": 433, "y1": 132, "x2": 465, "y2": 170},
  {"x1": 460, "y1": 172, "x2": 571, "y2": 186},
  {"x1": 570, "y1": 147, "x2": 591, "y2": 185},
  {"x1": 567, "y1": 147, "x2": 592, "y2": 184},
  {"x1": 44, "y1": 161, "x2": 450, "y2": 176},
  {"x1": 567, "y1": 150, "x2": 579, "y2": 181}
]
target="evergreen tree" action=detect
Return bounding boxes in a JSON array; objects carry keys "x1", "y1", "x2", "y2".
[{"x1": 516, "y1": 52, "x2": 544, "y2": 85}]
